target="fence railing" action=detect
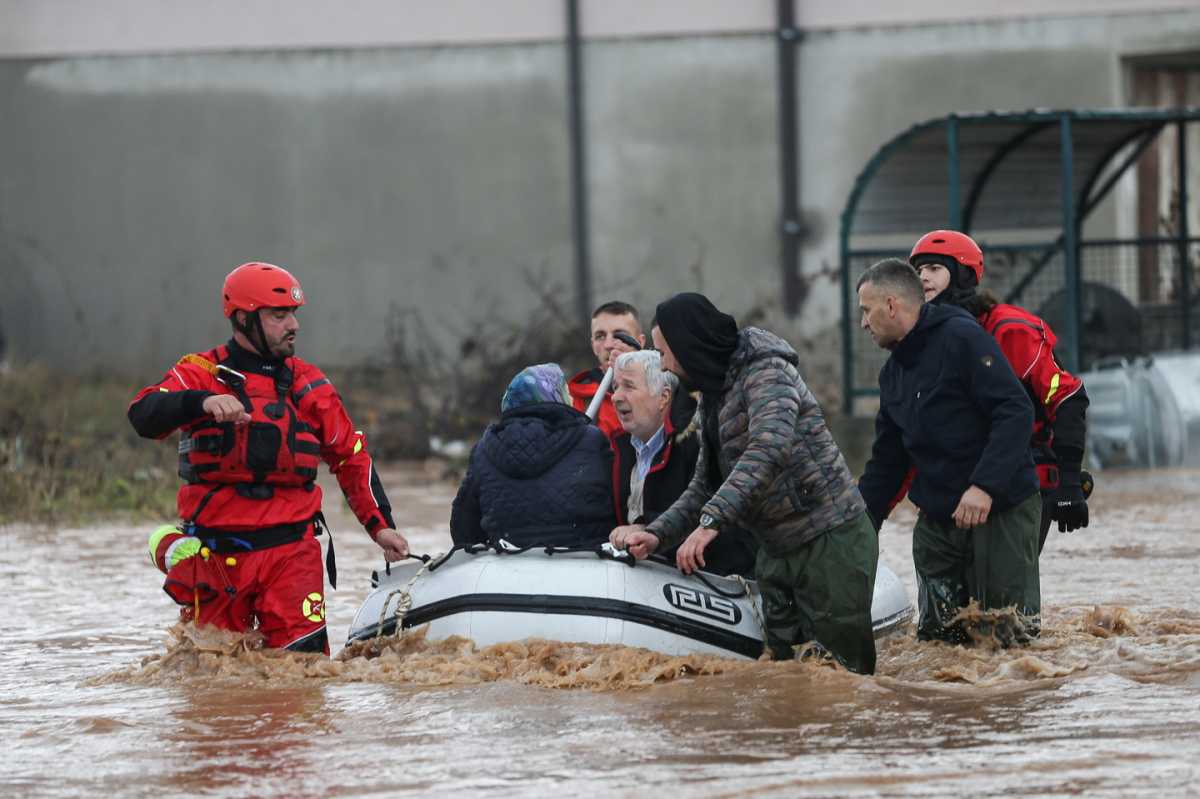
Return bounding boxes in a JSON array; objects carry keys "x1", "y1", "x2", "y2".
[{"x1": 841, "y1": 236, "x2": 1200, "y2": 414}]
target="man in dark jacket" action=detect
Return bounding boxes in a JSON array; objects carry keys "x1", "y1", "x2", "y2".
[
  {"x1": 613, "y1": 293, "x2": 878, "y2": 674},
  {"x1": 856, "y1": 258, "x2": 1041, "y2": 646},
  {"x1": 451, "y1": 363, "x2": 616, "y2": 549},
  {"x1": 609, "y1": 349, "x2": 757, "y2": 576}
]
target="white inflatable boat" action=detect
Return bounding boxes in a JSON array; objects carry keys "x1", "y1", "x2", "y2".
[{"x1": 347, "y1": 544, "x2": 913, "y2": 660}]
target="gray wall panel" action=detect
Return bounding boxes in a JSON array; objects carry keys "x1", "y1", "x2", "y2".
[
  {"x1": 3, "y1": 7, "x2": 1199, "y2": 376},
  {"x1": 1, "y1": 47, "x2": 573, "y2": 373}
]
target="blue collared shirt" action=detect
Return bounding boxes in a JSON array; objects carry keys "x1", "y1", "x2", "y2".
[{"x1": 630, "y1": 425, "x2": 666, "y2": 484}]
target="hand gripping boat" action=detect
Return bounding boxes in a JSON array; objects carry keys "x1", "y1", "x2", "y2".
[{"x1": 347, "y1": 543, "x2": 913, "y2": 660}]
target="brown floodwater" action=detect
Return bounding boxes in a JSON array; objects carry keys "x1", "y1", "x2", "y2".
[{"x1": 3, "y1": 466, "x2": 1199, "y2": 797}]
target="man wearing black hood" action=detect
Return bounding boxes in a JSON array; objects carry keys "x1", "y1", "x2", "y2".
[
  {"x1": 611, "y1": 292, "x2": 878, "y2": 674},
  {"x1": 856, "y1": 259, "x2": 1041, "y2": 646}
]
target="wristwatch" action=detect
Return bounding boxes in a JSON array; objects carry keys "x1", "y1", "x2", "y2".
[{"x1": 699, "y1": 512, "x2": 721, "y2": 531}]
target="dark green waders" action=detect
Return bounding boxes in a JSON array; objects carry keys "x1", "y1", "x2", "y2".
[
  {"x1": 756, "y1": 512, "x2": 879, "y2": 674},
  {"x1": 912, "y1": 491, "x2": 1041, "y2": 645}
]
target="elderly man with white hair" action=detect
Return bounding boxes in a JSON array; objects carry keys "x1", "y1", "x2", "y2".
[{"x1": 609, "y1": 349, "x2": 757, "y2": 576}]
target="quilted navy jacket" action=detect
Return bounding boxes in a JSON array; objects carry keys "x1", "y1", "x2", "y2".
[{"x1": 450, "y1": 402, "x2": 617, "y2": 548}]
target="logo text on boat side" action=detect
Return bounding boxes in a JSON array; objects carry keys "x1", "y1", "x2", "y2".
[{"x1": 662, "y1": 584, "x2": 742, "y2": 625}]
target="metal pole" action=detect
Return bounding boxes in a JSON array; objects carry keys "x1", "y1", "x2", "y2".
[
  {"x1": 947, "y1": 115, "x2": 961, "y2": 229},
  {"x1": 565, "y1": 0, "x2": 592, "y2": 322},
  {"x1": 1178, "y1": 119, "x2": 1191, "y2": 349},
  {"x1": 841, "y1": 233, "x2": 854, "y2": 416},
  {"x1": 776, "y1": 0, "x2": 803, "y2": 316},
  {"x1": 1060, "y1": 114, "x2": 1081, "y2": 372}
]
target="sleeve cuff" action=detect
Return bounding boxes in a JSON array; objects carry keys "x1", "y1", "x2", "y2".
[
  {"x1": 1052, "y1": 445, "x2": 1084, "y2": 475},
  {"x1": 182, "y1": 390, "x2": 215, "y2": 419}
]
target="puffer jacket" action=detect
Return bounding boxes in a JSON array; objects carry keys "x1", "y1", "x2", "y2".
[
  {"x1": 450, "y1": 402, "x2": 616, "y2": 548},
  {"x1": 646, "y1": 327, "x2": 866, "y2": 556}
]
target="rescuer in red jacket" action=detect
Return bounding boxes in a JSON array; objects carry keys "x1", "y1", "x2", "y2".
[
  {"x1": 129, "y1": 262, "x2": 409, "y2": 654},
  {"x1": 566, "y1": 301, "x2": 645, "y2": 438},
  {"x1": 910, "y1": 231, "x2": 1091, "y2": 553}
]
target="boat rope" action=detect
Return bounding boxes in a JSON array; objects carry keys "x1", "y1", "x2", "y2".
[
  {"x1": 374, "y1": 553, "x2": 439, "y2": 641},
  {"x1": 645, "y1": 553, "x2": 749, "y2": 599},
  {"x1": 691, "y1": 569, "x2": 748, "y2": 599},
  {"x1": 490, "y1": 539, "x2": 614, "y2": 558},
  {"x1": 733, "y1": 574, "x2": 768, "y2": 652}
]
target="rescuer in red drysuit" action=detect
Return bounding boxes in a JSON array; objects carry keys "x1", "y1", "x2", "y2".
[
  {"x1": 907, "y1": 231, "x2": 1091, "y2": 553},
  {"x1": 130, "y1": 262, "x2": 409, "y2": 653},
  {"x1": 566, "y1": 301, "x2": 645, "y2": 438}
]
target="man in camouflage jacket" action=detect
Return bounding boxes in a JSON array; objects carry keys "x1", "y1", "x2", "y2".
[{"x1": 612, "y1": 293, "x2": 879, "y2": 674}]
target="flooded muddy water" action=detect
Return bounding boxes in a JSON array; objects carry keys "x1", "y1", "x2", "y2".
[{"x1": 3, "y1": 466, "x2": 1199, "y2": 796}]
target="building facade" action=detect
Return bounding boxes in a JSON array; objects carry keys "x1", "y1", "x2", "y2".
[{"x1": 1, "y1": 1, "x2": 1197, "y2": 376}]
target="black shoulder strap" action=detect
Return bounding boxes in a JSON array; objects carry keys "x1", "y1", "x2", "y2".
[
  {"x1": 989, "y1": 317, "x2": 1045, "y2": 338},
  {"x1": 293, "y1": 378, "x2": 330, "y2": 403}
]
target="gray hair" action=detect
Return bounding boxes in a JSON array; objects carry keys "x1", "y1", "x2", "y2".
[
  {"x1": 856, "y1": 257, "x2": 924, "y2": 308},
  {"x1": 614, "y1": 349, "x2": 678, "y2": 397}
]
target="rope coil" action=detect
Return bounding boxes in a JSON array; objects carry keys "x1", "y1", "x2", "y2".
[{"x1": 374, "y1": 553, "x2": 440, "y2": 640}]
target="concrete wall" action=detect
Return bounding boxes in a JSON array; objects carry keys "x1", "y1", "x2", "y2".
[
  {"x1": 0, "y1": 46, "x2": 576, "y2": 372},
  {"x1": 4, "y1": 0, "x2": 1196, "y2": 56},
  {"x1": 2, "y1": 5, "x2": 1198, "y2": 378}
]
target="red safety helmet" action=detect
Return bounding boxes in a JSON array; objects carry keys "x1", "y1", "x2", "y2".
[
  {"x1": 221, "y1": 262, "x2": 305, "y2": 318},
  {"x1": 909, "y1": 230, "x2": 984, "y2": 283}
]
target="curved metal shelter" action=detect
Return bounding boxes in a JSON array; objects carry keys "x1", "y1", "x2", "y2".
[{"x1": 840, "y1": 108, "x2": 1200, "y2": 415}]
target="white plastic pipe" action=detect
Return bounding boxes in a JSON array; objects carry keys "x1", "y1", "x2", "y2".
[{"x1": 584, "y1": 366, "x2": 614, "y2": 421}]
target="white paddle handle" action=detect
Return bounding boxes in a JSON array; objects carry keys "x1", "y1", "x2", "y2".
[{"x1": 584, "y1": 367, "x2": 615, "y2": 421}]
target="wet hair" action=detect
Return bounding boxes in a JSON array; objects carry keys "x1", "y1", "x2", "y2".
[
  {"x1": 592, "y1": 301, "x2": 640, "y2": 321},
  {"x1": 857, "y1": 258, "x2": 924, "y2": 308},
  {"x1": 614, "y1": 349, "x2": 678, "y2": 398}
]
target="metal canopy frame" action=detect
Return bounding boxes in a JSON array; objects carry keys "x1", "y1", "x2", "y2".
[{"x1": 839, "y1": 108, "x2": 1200, "y2": 415}]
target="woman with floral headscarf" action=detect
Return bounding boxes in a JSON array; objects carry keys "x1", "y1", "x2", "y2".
[{"x1": 450, "y1": 364, "x2": 616, "y2": 548}]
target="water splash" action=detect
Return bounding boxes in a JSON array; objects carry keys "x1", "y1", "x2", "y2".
[
  {"x1": 91, "y1": 623, "x2": 762, "y2": 691},
  {"x1": 1082, "y1": 605, "x2": 1137, "y2": 638}
]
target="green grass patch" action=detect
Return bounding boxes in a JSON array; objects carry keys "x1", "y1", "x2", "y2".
[{"x1": 0, "y1": 365, "x2": 178, "y2": 524}]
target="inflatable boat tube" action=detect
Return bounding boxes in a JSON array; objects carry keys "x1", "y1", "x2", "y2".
[{"x1": 347, "y1": 545, "x2": 913, "y2": 660}]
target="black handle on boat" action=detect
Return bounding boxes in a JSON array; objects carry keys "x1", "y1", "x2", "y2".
[{"x1": 383, "y1": 551, "x2": 433, "y2": 577}]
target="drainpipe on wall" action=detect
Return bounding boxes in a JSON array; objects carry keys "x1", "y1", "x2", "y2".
[
  {"x1": 565, "y1": 0, "x2": 593, "y2": 323},
  {"x1": 777, "y1": 0, "x2": 803, "y2": 316},
  {"x1": 1178, "y1": 118, "x2": 1192, "y2": 350}
]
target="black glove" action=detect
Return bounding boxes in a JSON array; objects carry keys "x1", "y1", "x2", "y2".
[{"x1": 1046, "y1": 472, "x2": 1089, "y2": 533}]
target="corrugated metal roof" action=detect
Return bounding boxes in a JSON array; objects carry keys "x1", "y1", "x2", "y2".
[{"x1": 842, "y1": 108, "x2": 1200, "y2": 240}]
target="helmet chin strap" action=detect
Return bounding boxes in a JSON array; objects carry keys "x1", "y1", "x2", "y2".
[{"x1": 234, "y1": 309, "x2": 277, "y2": 361}]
